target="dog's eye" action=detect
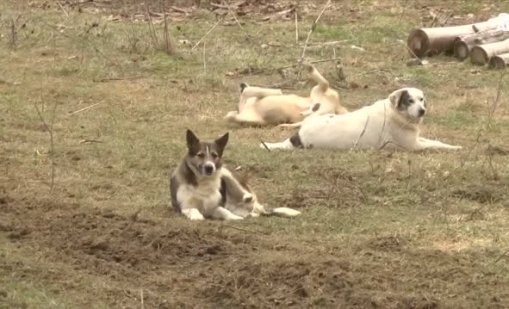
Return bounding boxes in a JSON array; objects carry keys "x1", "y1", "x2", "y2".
[
  {"x1": 197, "y1": 152, "x2": 205, "y2": 158},
  {"x1": 408, "y1": 99, "x2": 415, "y2": 104},
  {"x1": 419, "y1": 98, "x2": 424, "y2": 101},
  {"x1": 211, "y1": 152, "x2": 218, "y2": 158}
]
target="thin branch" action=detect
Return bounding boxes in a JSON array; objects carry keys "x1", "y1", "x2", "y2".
[
  {"x1": 68, "y1": 102, "x2": 101, "y2": 115},
  {"x1": 227, "y1": 5, "x2": 247, "y2": 36},
  {"x1": 161, "y1": 2, "x2": 176, "y2": 55},
  {"x1": 140, "y1": 289, "x2": 145, "y2": 309},
  {"x1": 55, "y1": 0, "x2": 69, "y2": 18},
  {"x1": 79, "y1": 139, "x2": 103, "y2": 144},
  {"x1": 488, "y1": 71, "x2": 506, "y2": 123},
  {"x1": 275, "y1": 57, "x2": 341, "y2": 71},
  {"x1": 192, "y1": 19, "x2": 222, "y2": 50},
  {"x1": 203, "y1": 40, "x2": 207, "y2": 74},
  {"x1": 144, "y1": 3, "x2": 159, "y2": 48},
  {"x1": 260, "y1": 140, "x2": 271, "y2": 152},
  {"x1": 294, "y1": 11, "x2": 299, "y2": 44},
  {"x1": 493, "y1": 249, "x2": 509, "y2": 264},
  {"x1": 222, "y1": 224, "x2": 269, "y2": 235},
  {"x1": 34, "y1": 98, "x2": 57, "y2": 193},
  {"x1": 300, "y1": 0, "x2": 331, "y2": 61},
  {"x1": 9, "y1": 18, "x2": 17, "y2": 49},
  {"x1": 398, "y1": 39, "x2": 421, "y2": 60}
]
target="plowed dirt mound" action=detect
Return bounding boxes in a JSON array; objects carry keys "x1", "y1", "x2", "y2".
[{"x1": 1, "y1": 192, "x2": 506, "y2": 308}]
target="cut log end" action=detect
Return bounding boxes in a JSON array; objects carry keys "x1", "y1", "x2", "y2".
[
  {"x1": 454, "y1": 40, "x2": 470, "y2": 60},
  {"x1": 407, "y1": 29, "x2": 429, "y2": 58},
  {"x1": 488, "y1": 53, "x2": 509, "y2": 69},
  {"x1": 471, "y1": 39, "x2": 509, "y2": 66},
  {"x1": 489, "y1": 57, "x2": 506, "y2": 69},
  {"x1": 470, "y1": 46, "x2": 489, "y2": 65}
]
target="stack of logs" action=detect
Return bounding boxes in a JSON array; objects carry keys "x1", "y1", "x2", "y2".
[{"x1": 407, "y1": 18, "x2": 509, "y2": 69}]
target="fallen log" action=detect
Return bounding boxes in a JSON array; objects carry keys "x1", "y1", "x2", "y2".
[
  {"x1": 454, "y1": 30, "x2": 509, "y2": 60},
  {"x1": 488, "y1": 52, "x2": 509, "y2": 69},
  {"x1": 470, "y1": 38, "x2": 509, "y2": 65},
  {"x1": 407, "y1": 21, "x2": 498, "y2": 58}
]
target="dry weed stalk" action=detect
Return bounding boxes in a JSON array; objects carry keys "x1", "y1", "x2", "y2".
[
  {"x1": 145, "y1": 3, "x2": 159, "y2": 49},
  {"x1": 192, "y1": 18, "x2": 222, "y2": 50},
  {"x1": 202, "y1": 40, "x2": 207, "y2": 74},
  {"x1": 294, "y1": 11, "x2": 299, "y2": 44},
  {"x1": 54, "y1": 0, "x2": 69, "y2": 18},
  {"x1": 300, "y1": 0, "x2": 331, "y2": 61},
  {"x1": 9, "y1": 18, "x2": 17, "y2": 49},
  {"x1": 34, "y1": 95, "x2": 58, "y2": 193},
  {"x1": 462, "y1": 71, "x2": 506, "y2": 177},
  {"x1": 162, "y1": 3, "x2": 176, "y2": 55}
]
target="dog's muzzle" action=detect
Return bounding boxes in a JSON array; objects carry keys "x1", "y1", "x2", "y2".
[
  {"x1": 202, "y1": 162, "x2": 216, "y2": 176},
  {"x1": 418, "y1": 108, "x2": 426, "y2": 117}
]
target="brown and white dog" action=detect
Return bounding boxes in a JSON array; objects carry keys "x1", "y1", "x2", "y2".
[
  {"x1": 170, "y1": 130, "x2": 300, "y2": 220},
  {"x1": 225, "y1": 63, "x2": 347, "y2": 127},
  {"x1": 261, "y1": 88, "x2": 463, "y2": 152}
]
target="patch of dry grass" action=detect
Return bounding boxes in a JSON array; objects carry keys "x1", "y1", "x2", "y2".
[{"x1": 1, "y1": 0, "x2": 509, "y2": 307}]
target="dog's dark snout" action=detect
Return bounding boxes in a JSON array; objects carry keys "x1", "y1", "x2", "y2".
[
  {"x1": 204, "y1": 164, "x2": 215, "y2": 175},
  {"x1": 418, "y1": 108, "x2": 426, "y2": 117}
]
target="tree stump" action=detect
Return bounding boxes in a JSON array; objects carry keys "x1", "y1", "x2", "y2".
[
  {"x1": 489, "y1": 52, "x2": 509, "y2": 69},
  {"x1": 470, "y1": 39, "x2": 509, "y2": 65},
  {"x1": 407, "y1": 21, "x2": 498, "y2": 58}
]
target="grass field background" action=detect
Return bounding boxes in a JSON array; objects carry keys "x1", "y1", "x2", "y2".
[{"x1": 1, "y1": 0, "x2": 509, "y2": 307}]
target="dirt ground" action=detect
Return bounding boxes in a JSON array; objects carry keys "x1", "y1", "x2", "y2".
[
  {"x1": 6, "y1": 189, "x2": 504, "y2": 308},
  {"x1": 1, "y1": 0, "x2": 509, "y2": 308}
]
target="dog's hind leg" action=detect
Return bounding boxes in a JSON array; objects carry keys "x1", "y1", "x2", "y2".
[
  {"x1": 225, "y1": 110, "x2": 266, "y2": 126},
  {"x1": 304, "y1": 63, "x2": 329, "y2": 91},
  {"x1": 221, "y1": 169, "x2": 253, "y2": 203},
  {"x1": 240, "y1": 85, "x2": 283, "y2": 99},
  {"x1": 260, "y1": 133, "x2": 304, "y2": 150},
  {"x1": 277, "y1": 121, "x2": 303, "y2": 128}
]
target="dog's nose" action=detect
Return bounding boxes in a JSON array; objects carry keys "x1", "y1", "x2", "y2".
[
  {"x1": 204, "y1": 164, "x2": 215, "y2": 175},
  {"x1": 418, "y1": 108, "x2": 426, "y2": 117}
]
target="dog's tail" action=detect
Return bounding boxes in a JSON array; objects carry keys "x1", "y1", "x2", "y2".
[
  {"x1": 303, "y1": 63, "x2": 329, "y2": 92},
  {"x1": 259, "y1": 132, "x2": 304, "y2": 151},
  {"x1": 270, "y1": 207, "x2": 301, "y2": 217},
  {"x1": 257, "y1": 206, "x2": 301, "y2": 217},
  {"x1": 251, "y1": 203, "x2": 301, "y2": 218}
]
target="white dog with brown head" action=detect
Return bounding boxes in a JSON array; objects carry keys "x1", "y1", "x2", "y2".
[{"x1": 260, "y1": 88, "x2": 462, "y2": 152}]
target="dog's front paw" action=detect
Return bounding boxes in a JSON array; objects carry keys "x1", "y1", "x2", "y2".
[
  {"x1": 183, "y1": 209, "x2": 205, "y2": 221},
  {"x1": 225, "y1": 111, "x2": 237, "y2": 121},
  {"x1": 242, "y1": 193, "x2": 253, "y2": 203},
  {"x1": 226, "y1": 214, "x2": 244, "y2": 220},
  {"x1": 189, "y1": 213, "x2": 205, "y2": 220}
]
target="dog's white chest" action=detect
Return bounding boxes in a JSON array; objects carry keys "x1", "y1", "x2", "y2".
[{"x1": 177, "y1": 178, "x2": 222, "y2": 214}]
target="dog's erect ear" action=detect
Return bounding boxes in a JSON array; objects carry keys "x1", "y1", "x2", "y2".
[
  {"x1": 186, "y1": 129, "x2": 200, "y2": 154},
  {"x1": 389, "y1": 89, "x2": 409, "y2": 108},
  {"x1": 214, "y1": 132, "x2": 229, "y2": 155},
  {"x1": 301, "y1": 62, "x2": 314, "y2": 73},
  {"x1": 240, "y1": 82, "x2": 248, "y2": 93}
]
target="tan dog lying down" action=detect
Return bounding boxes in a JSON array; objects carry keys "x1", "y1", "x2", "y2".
[{"x1": 225, "y1": 64, "x2": 347, "y2": 127}]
